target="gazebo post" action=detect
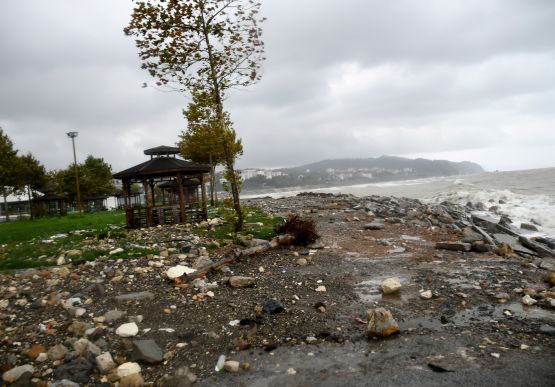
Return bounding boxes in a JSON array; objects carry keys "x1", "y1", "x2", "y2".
[
  {"x1": 177, "y1": 173, "x2": 186, "y2": 223},
  {"x1": 200, "y1": 174, "x2": 208, "y2": 219},
  {"x1": 142, "y1": 179, "x2": 153, "y2": 227}
]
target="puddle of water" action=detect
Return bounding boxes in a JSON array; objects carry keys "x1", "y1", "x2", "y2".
[
  {"x1": 354, "y1": 276, "x2": 411, "y2": 304},
  {"x1": 401, "y1": 302, "x2": 554, "y2": 331}
]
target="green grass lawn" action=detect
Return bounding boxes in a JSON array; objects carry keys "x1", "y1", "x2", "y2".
[{"x1": 0, "y1": 206, "x2": 280, "y2": 271}]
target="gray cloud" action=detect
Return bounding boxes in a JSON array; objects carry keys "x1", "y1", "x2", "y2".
[{"x1": 1, "y1": 0, "x2": 554, "y2": 173}]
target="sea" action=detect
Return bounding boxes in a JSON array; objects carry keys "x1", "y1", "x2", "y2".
[{"x1": 243, "y1": 167, "x2": 555, "y2": 238}]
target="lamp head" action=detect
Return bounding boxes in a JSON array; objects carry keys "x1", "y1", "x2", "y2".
[{"x1": 67, "y1": 132, "x2": 78, "y2": 138}]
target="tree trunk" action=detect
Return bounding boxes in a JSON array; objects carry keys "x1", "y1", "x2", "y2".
[
  {"x1": 200, "y1": 7, "x2": 243, "y2": 232},
  {"x1": 2, "y1": 187, "x2": 9, "y2": 222}
]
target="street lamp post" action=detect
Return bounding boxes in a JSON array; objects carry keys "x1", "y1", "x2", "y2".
[{"x1": 67, "y1": 132, "x2": 82, "y2": 213}]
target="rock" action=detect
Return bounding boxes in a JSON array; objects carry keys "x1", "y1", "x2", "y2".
[
  {"x1": 116, "y1": 322, "x2": 139, "y2": 337},
  {"x1": 193, "y1": 256, "x2": 213, "y2": 269},
  {"x1": 315, "y1": 285, "x2": 327, "y2": 292},
  {"x1": 166, "y1": 266, "x2": 196, "y2": 279},
  {"x1": 57, "y1": 256, "x2": 66, "y2": 265},
  {"x1": 296, "y1": 258, "x2": 308, "y2": 266},
  {"x1": 224, "y1": 360, "x2": 240, "y2": 373},
  {"x1": 54, "y1": 358, "x2": 94, "y2": 384},
  {"x1": 263, "y1": 299, "x2": 284, "y2": 314},
  {"x1": 229, "y1": 276, "x2": 256, "y2": 288},
  {"x1": 48, "y1": 344, "x2": 69, "y2": 361},
  {"x1": 366, "y1": 308, "x2": 400, "y2": 338},
  {"x1": 114, "y1": 292, "x2": 154, "y2": 303},
  {"x1": 68, "y1": 321, "x2": 90, "y2": 336},
  {"x1": 364, "y1": 222, "x2": 385, "y2": 230},
  {"x1": 380, "y1": 277, "x2": 402, "y2": 294},
  {"x1": 50, "y1": 380, "x2": 80, "y2": 387},
  {"x1": 109, "y1": 247, "x2": 124, "y2": 255},
  {"x1": 420, "y1": 290, "x2": 433, "y2": 299},
  {"x1": 548, "y1": 272, "x2": 555, "y2": 286},
  {"x1": 539, "y1": 324, "x2": 555, "y2": 336},
  {"x1": 96, "y1": 352, "x2": 116, "y2": 373},
  {"x1": 522, "y1": 294, "x2": 537, "y2": 306},
  {"x1": 520, "y1": 223, "x2": 538, "y2": 231},
  {"x1": 471, "y1": 241, "x2": 493, "y2": 253},
  {"x1": 117, "y1": 362, "x2": 142, "y2": 378},
  {"x1": 0, "y1": 299, "x2": 8, "y2": 309},
  {"x1": 2, "y1": 364, "x2": 34, "y2": 383},
  {"x1": 493, "y1": 234, "x2": 536, "y2": 255},
  {"x1": 65, "y1": 249, "x2": 81, "y2": 257},
  {"x1": 73, "y1": 338, "x2": 101, "y2": 356},
  {"x1": 435, "y1": 242, "x2": 471, "y2": 252},
  {"x1": 104, "y1": 309, "x2": 127, "y2": 323},
  {"x1": 131, "y1": 340, "x2": 164, "y2": 364},
  {"x1": 287, "y1": 368, "x2": 297, "y2": 375},
  {"x1": 25, "y1": 344, "x2": 46, "y2": 360},
  {"x1": 305, "y1": 336, "x2": 318, "y2": 344},
  {"x1": 36, "y1": 353, "x2": 48, "y2": 362},
  {"x1": 119, "y1": 373, "x2": 145, "y2": 387}
]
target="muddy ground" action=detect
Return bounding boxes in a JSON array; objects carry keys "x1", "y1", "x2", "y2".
[{"x1": 1, "y1": 194, "x2": 554, "y2": 386}]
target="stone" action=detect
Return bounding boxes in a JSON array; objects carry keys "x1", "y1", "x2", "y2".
[
  {"x1": 114, "y1": 292, "x2": 154, "y2": 303},
  {"x1": 296, "y1": 258, "x2": 308, "y2": 266},
  {"x1": 131, "y1": 340, "x2": 164, "y2": 364},
  {"x1": 305, "y1": 336, "x2": 318, "y2": 344},
  {"x1": 263, "y1": 299, "x2": 284, "y2": 314},
  {"x1": 522, "y1": 294, "x2": 537, "y2": 306},
  {"x1": 48, "y1": 344, "x2": 69, "y2": 361},
  {"x1": 68, "y1": 321, "x2": 90, "y2": 337},
  {"x1": 435, "y1": 242, "x2": 471, "y2": 252},
  {"x1": 50, "y1": 380, "x2": 80, "y2": 387},
  {"x1": 116, "y1": 322, "x2": 139, "y2": 337},
  {"x1": 364, "y1": 222, "x2": 385, "y2": 230},
  {"x1": 109, "y1": 248, "x2": 124, "y2": 255},
  {"x1": 193, "y1": 256, "x2": 213, "y2": 269},
  {"x1": 224, "y1": 360, "x2": 240, "y2": 373},
  {"x1": 495, "y1": 241, "x2": 514, "y2": 257},
  {"x1": 366, "y1": 308, "x2": 400, "y2": 338},
  {"x1": 119, "y1": 373, "x2": 145, "y2": 387},
  {"x1": 66, "y1": 249, "x2": 82, "y2": 257},
  {"x1": 315, "y1": 286, "x2": 327, "y2": 292},
  {"x1": 380, "y1": 277, "x2": 402, "y2": 294},
  {"x1": 104, "y1": 309, "x2": 127, "y2": 323},
  {"x1": 547, "y1": 272, "x2": 555, "y2": 286},
  {"x1": 25, "y1": 344, "x2": 46, "y2": 359},
  {"x1": 229, "y1": 276, "x2": 256, "y2": 288},
  {"x1": 166, "y1": 266, "x2": 196, "y2": 280},
  {"x1": 493, "y1": 234, "x2": 536, "y2": 255},
  {"x1": 2, "y1": 364, "x2": 34, "y2": 383},
  {"x1": 117, "y1": 362, "x2": 142, "y2": 378},
  {"x1": 73, "y1": 338, "x2": 101, "y2": 356},
  {"x1": 539, "y1": 324, "x2": 555, "y2": 336},
  {"x1": 520, "y1": 223, "x2": 538, "y2": 231},
  {"x1": 54, "y1": 358, "x2": 94, "y2": 384},
  {"x1": 96, "y1": 352, "x2": 116, "y2": 373},
  {"x1": 471, "y1": 241, "x2": 493, "y2": 253},
  {"x1": 420, "y1": 290, "x2": 433, "y2": 299},
  {"x1": 0, "y1": 299, "x2": 8, "y2": 309}
]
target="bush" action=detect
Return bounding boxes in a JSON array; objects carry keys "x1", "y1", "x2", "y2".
[{"x1": 274, "y1": 214, "x2": 319, "y2": 246}]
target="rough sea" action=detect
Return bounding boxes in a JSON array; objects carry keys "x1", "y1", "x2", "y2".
[{"x1": 244, "y1": 167, "x2": 555, "y2": 238}]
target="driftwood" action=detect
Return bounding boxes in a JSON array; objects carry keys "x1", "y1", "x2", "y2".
[{"x1": 179, "y1": 233, "x2": 295, "y2": 283}]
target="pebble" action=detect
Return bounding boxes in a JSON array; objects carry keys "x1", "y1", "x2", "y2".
[
  {"x1": 116, "y1": 322, "x2": 139, "y2": 337},
  {"x1": 287, "y1": 368, "x2": 297, "y2": 375},
  {"x1": 315, "y1": 286, "x2": 326, "y2": 292},
  {"x1": 96, "y1": 352, "x2": 116, "y2": 373},
  {"x1": 166, "y1": 265, "x2": 196, "y2": 279},
  {"x1": 2, "y1": 364, "x2": 34, "y2": 383},
  {"x1": 521, "y1": 294, "x2": 537, "y2": 306},
  {"x1": 419, "y1": 290, "x2": 432, "y2": 299},
  {"x1": 296, "y1": 258, "x2": 308, "y2": 266},
  {"x1": 367, "y1": 308, "x2": 400, "y2": 338},
  {"x1": 224, "y1": 360, "x2": 240, "y2": 373},
  {"x1": 229, "y1": 276, "x2": 256, "y2": 288},
  {"x1": 117, "y1": 362, "x2": 142, "y2": 378}
]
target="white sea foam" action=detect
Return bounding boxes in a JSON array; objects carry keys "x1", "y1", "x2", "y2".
[{"x1": 426, "y1": 189, "x2": 555, "y2": 238}]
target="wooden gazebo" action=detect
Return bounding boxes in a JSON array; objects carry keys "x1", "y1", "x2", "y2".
[{"x1": 113, "y1": 146, "x2": 211, "y2": 229}]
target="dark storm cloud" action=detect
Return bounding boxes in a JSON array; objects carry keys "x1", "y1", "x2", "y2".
[{"x1": 1, "y1": 0, "x2": 554, "y2": 172}]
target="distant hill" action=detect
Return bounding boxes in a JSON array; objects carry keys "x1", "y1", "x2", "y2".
[
  {"x1": 286, "y1": 156, "x2": 484, "y2": 176},
  {"x1": 238, "y1": 156, "x2": 484, "y2": 191}
]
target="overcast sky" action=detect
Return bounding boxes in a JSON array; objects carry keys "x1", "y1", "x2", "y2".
[{"x1": 1, "y1": 0, "x2": 554, "y2": 173}]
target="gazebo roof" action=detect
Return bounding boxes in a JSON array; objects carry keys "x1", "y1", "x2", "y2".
[
  {"x1": 144, "y1": 145, "x2": 180, "y2": 156},
  {"x1": 113, "y1": 157, "x2": 210, "y2": 180}
]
